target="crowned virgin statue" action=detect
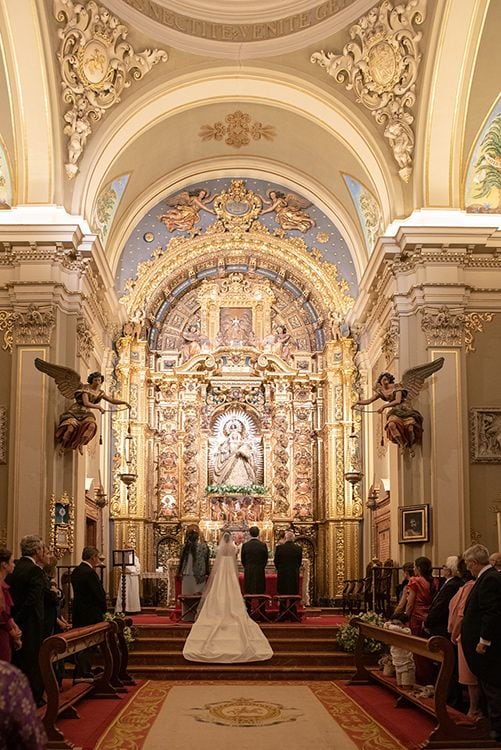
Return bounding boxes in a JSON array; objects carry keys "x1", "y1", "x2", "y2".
[{"x1": 211, "y1": 417, "x2": 260, "y2": 487}]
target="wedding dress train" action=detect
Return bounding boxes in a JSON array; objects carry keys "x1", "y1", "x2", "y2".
[{"x1": 183, "y1": 535, "x2": 273, "y2": 663}]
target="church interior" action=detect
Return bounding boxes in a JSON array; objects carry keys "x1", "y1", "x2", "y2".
[{"x1": 1, "y1": 0, "x2": 501, "y2": 747}]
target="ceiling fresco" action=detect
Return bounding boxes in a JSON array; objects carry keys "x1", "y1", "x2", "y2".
[{"x1": 115, "y1": 177, "x2": 359, "y2": 298}]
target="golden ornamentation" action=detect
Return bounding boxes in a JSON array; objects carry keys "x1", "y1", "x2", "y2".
[
  {"x1": 191, "y1": 697, "x2": 301, "y2": 727},
  {"x1": 316, "y1": 232, "x2": 330, "y2": 243},
  {"x1": 464, "y1": 312, "x2": 494, "y2": 353},
  {"x1": 54, "y1": 0, "x2": 167, "y2": 178},
  {"x1": 199, "y1": 112, "x2": 276, "y2": 149},
  {"x1": 0, "y1": 310, "x2": 14, "y2": 352},
  {"x1": 12, "y1": 305, "x2": 55, "y2": 346},
  {"x1": 0, "y1": 406, "x2": 6, "y2": 464},
  {"x1": 311, "y1": 0, "x2": 426, "y2": 181},
  {"x1": 212, "y1": 180, "x2": 264, "y2": 232},
  {"x1": 49, "y1": 491, "x2": 75, "y2": 558}
]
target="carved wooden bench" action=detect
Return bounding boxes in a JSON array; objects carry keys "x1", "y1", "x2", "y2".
[
  {"x1": 38, "y1": 621, "x2": 126, "y2": 750},
  {"x1": 349, "y1": 617, "x2": 498, "y2": 749}
]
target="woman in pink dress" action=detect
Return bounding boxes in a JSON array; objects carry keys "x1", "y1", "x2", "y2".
[
  {"x1": 0, "y1": 548, "x2": 22, "y2": 662},
  {"x1": 448, "y1": 578, "x2": 481, "y2": 718}
]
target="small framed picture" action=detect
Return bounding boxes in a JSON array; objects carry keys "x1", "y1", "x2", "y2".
[
  {"x1": 399, "y1": 504, "x2": 430, "y2": 543},
  {"x1": 49, "y1": 492, "x2": 74, "y2": 558},
  {"x1": 113, "y1": 549, "x2": 135, "y2": 567}
]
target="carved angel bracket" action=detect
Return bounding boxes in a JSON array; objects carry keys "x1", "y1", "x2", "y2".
[
  {"x1": 53, "y1": 0, "x2": 168, "y2": 178},
  {"x1": 311, "y1": 0, "x2": 426, "y2": 181}
]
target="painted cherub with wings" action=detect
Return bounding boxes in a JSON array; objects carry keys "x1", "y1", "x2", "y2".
[
  {"x1": 158, "y1": 189, "x2": 215, "y2": 232},
  {"x1": 34, "y1": 358, "x2": 130, "y2": 454},
  {"x1": 261, "y1": 190, "x2": 316, "y2": 232},
  {"x1": 352, "y1": 358, "x2": 445, "y2": 454}
]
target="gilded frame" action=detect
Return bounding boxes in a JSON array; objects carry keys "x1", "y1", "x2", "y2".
[
  {"x1": 49, "y1": 491, "x2": 75, "y2": 558},
  {"x1": 399, "y1": 504, "x2": 430, "y2": 544}
]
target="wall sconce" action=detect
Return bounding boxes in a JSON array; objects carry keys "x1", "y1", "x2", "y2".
[{"x1": 344, "y1": 422, "x2": 364, "y2": 498}]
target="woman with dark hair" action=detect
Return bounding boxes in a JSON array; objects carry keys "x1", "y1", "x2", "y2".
[
  {"x1": 395, "y1": 556, "x2": 435, "y2": 636},
  {"x1": 178, "y1": 527, "x2": 210, "y2": 622},
  {"x1": 0, "y1": 548, "x2": 22, "y2": 662}
]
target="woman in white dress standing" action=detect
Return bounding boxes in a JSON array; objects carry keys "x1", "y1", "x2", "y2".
[{"x1": 183, "y1": 532, "x2": 273, "y2": 663}]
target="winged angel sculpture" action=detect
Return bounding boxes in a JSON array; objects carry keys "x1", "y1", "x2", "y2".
[
  {"x1": 352, "y1": 358, "x2": 445, "y2": 455},
  {"x1": 261, "y1": 190, "x2": 315, "y2": 232},
  {"x1": 34, "y1": 359, "x2": 130, "y2": 454}
]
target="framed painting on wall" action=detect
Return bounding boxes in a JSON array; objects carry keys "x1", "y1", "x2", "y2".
[
  {"x1": 399, "y1": 505, "x2": 430, "y2": 544},
  {"x1": 470, "y1": 408, "x2": 501, "y2": 463}
]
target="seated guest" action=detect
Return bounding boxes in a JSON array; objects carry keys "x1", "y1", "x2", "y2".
[
  {"x1": 7, "y1": 535, "x2": 46, "y2": 706},
  {"x1": 384, "y1": 612, "x2": 415, "y2": 688},
  {"x1": 0, "y1": 547, "x2": 22, "y2": 662},
  {"x1": 0, "y1": 661, "x2": 47, "y2": 750}
]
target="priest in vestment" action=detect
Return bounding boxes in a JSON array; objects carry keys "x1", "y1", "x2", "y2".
[{"x1": 115, "y1": 554, "x2": 141, "y2": 614}]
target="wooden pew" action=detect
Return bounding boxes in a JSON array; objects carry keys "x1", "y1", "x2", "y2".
[
  {"x1": 348, "y1": 617, "x2": 498, "y2": 749},
  {"x1": 38, "y1": 621, "x2": 123, "y2": 749}
]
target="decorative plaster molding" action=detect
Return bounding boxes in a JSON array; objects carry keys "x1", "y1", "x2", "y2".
[
  {"x1": 0, "y1": 407, "x2": 7, "y2": 464},
  {"x1": 311, "y1": 0, "x2": 426, "y2": 181},
  {"x1": 420, "y1": 306, "x2": 465, "y2": 347},
  {"x1": 0, "y1": 311, "x2": 14, "y2": 352},
  {"x1": 464, "y1": 312, "x2": 494, "y2": 354},
  {"x1": 77, "y1": 317, "x2": 94, "y2": 360},
  {"x1": 54, "y1": 0, "x2": 168, "y2": 178},
  {"x1": 381, "y1": 316, "x2": 399, "y2": 365},
  {"x1": 11, "y1": 305, "x2": 56, "y2": 346},
  {"x1": 199, "y1": 111, "x2": 276, "y2": 148}
]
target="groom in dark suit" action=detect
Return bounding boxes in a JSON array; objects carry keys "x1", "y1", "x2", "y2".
[
  {"x1": 462, "y1": 544, "x2": 501, "y2": 741},
  {"x1": 241, "y1": 527, "x2": 268, "y2": 617}
]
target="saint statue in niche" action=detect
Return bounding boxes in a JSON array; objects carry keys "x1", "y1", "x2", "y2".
[{"x1": 209, "y1": 411, "x2": 263, "y2": 487}]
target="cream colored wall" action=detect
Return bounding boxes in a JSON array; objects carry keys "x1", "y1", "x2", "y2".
[{"x1": 467, "y1": 315, "x2": 501, "y2": 553}]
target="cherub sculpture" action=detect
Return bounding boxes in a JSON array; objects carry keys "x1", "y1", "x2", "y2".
[
  {"x1": 261, "y1": 190, "x2": 315, "y2": 232},
  {"x1": 352, "y1": 357, "x2": 444, "y2": 454},
  {"x1": 35, "y1": 358, "x2": 130, "y2": 454},
  {"x1": 158, "y1": 189, "x2": 214, "y2": 232}
]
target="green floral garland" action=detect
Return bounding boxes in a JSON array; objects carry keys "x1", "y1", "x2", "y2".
[
  {"x1": 104, "y1": 611, "x2": 137, "y2": 648},
  {"x1": 206, "y1": 484, "x2": 267, "y2": 495},
  {"x1": 336, "y1": 611, "x2": 385, "y2": 653}
]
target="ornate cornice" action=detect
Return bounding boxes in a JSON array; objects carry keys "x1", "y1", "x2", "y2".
[
  {"x1": 420, "y1": 306, "x2": 465, "y2": 347},
  {"x1": 53, "y1": 0, "x2": 168, "y2": 178},
  {"x1": 11, "y1": 305, "x2": 56, "y2": 346},
  {"x1": 311, "y1": 0, "x2": 426, "y2": 181},
  {"x1": 0, "y1": 242, "x2": 88, "y2": 272}
]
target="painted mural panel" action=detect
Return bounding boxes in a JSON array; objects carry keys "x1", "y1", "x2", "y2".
[
  {"x1": 92, "y1": 173, "x2": 130, "y2": 243},
  {"x1": 0, "y1": 140, "x2": 12, "y2": 208},
  {"x1": 343, "y1": 174, "x2": 382, "y2": 254},
  {"x1": 465, "y1": 99, "x2": 501, "y2": 214}
]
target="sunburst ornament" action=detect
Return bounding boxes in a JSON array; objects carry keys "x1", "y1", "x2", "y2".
[{"x1": 209, "y1": 409, "x2": 263, "y2": 486}]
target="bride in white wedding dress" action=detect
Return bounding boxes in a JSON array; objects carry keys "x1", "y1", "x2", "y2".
[{"x1": 182, "y1": 532, "x2": 273, "y2": 663}]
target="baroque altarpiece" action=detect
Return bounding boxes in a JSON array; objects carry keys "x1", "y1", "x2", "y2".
[{"x1": 109, "y1": 181, "x2": 362, "y2": 604}]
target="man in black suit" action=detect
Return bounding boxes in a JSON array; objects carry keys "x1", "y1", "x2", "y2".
[
  {"x1": 241, "y1": 527, "x2": 268, "y2": 618},
  {"x1": 8, "y1": 534, "x2": 46, "y2": 705},
  {"x1": 71, "y1": 546, "x2": 107, "y2": 680},
  {"x1": 462, "y1": 544, "x2": 501, "y2": 741},
  {"x1": 274, "y1": 530, "x2": 302, "y2": 620},
  {"x1": 424, "y1": 555, "x2": 465, "y2": 710}
]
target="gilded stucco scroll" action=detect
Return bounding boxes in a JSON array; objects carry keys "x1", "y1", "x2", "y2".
[{"x1": 311, "y1": 0, "x2": 426, "y2": 181}]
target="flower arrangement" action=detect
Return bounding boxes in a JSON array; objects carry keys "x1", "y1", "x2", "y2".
[
  {"x1": 205, "y1": 484, "x2": 267, "y2": 495},
  {"x1": 104, "y1": 611, "x2": 138, "y2": 648},
  {"x1": 336, "y1": 610, "x2": 385, "y2": 653}
]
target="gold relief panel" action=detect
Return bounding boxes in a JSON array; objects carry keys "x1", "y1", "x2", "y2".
[
  {"x1": 199, "y1": 114, "x2": 276, "y2": 150},
  {"x1": 0, "y1": 406, "x2": 6, "y2": 464},
  {"x1": 49, "y1": 492, "x2": 75, "y2": 559},
  {"x1": 0, "y1": 311, "x2": 14, "y2": 352}
]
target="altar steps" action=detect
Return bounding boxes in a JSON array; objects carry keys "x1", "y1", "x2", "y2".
[{"x1": 127, "y1": 622, "x2": 356, "y2": 680}]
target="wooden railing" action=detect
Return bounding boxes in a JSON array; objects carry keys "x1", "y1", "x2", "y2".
[
  {"x1": 38, "y1": 620, "x2": 129, "y2": 750},
  {"x1": 349, "y1": 617, "x2": 497, "y2": 749}
]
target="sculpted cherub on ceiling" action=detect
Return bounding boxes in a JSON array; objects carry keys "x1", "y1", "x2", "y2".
[{"x1": 116, "y1": 178, "x2": 358, "y2": 297}]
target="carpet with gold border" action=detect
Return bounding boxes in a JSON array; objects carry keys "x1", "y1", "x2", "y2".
[{"x1": 95, "y1": 680, "x2": 407, "y2": 750}]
